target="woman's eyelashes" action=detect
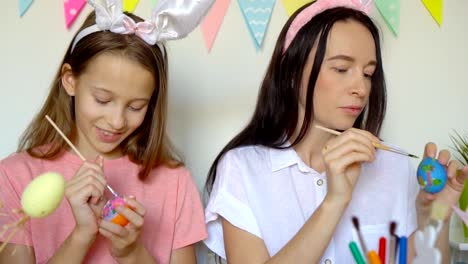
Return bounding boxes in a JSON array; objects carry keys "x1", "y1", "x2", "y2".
[
  {"x1": 364, "y1": 68, "x2": 375, "y2": 79},
  {"x1": 331, "y1": 67, "x2": 374, "y2": 79},
  {"x1": 333, "y1": 67, "x2": 348, "y2": 74},
  {"x1": 364, "y1": 72, "x2": 373, "y2": 79}
]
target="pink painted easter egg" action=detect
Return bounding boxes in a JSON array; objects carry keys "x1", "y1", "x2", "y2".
[{"x1": 102, "y1": 196, "x2": 130, "y2": 226}]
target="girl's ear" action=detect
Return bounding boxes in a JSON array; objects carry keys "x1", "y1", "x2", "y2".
[{"x1": 61, "y1": 63, "x2": 76, "y2": 96}]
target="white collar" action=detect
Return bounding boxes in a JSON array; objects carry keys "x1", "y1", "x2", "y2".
[{"x1": 268, "y1": 143, "x2": 320, "y2": 174}]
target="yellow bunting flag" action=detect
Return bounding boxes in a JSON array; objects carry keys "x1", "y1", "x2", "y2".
[
  {"x1": 421, "y1": 0, "x2": 443, "y2": 26},
  {"x1": 281, "y1": 0, "x2": 314, "y2": 17},
  {"x1": 123, "y1": 0, "x2": 140, "y2": 12}
]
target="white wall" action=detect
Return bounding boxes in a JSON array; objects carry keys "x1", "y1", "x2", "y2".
[{"x1": 2, "y1": 1, "x2": 468, "y2": 191}]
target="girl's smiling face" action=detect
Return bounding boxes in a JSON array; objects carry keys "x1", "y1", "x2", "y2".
[{"x1": 62, "y1": 52, "x2": 155, "y2": 159}]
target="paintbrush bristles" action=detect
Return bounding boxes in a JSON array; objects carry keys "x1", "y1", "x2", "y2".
[
  {"x1": 390, "y1": 221, "x2": 397, "y2": 236},
  {"x1": 352, "y1": 216, "x2": 369, "y2": 256},
  {"x1": 388, "y1": 221, "x2": 397, "y2": 264}
]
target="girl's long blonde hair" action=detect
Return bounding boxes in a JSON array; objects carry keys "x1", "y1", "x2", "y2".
[{"x1": 18, "y1": 11, "x2": 182, "y2": 180}]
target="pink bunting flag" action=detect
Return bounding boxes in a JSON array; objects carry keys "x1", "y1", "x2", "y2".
[
  {"x1": 201, "y1": 0, "x2": 231, "y2": 52},
  {"x1": 64, "y1": 0, "x2": 86, "y2": 29}
]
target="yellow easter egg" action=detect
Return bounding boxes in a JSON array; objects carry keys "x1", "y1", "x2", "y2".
[{"x1": 21, "y1": 172, "x2": 65, "y2": 218}]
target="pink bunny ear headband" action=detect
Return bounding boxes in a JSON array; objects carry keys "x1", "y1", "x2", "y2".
[
  {"x1": 283, "y1": 0, "x2": 373, "y2": 53},
  {"x1": 71, "y1": 0, "x2": 214, "y2": 52}
]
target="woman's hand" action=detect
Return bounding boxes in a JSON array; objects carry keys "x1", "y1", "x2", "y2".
[
  {"x1": 416, "y1": 143, "x2": 468, "y2": 226},
  {"x1": 322, "y1": 128, "x2": 380, "y2": 205},
  {"x1": 66, "y1": 156, "x2": 107, "y2": 241},
  {"x1": 99, "y1": 196, "x2": 147, "y2": 260}
]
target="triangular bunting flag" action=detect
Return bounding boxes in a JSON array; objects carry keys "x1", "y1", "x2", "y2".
[
  {"x1": 64, "y1": 0, "x2": 86, "y2": 29},
  {"x1": 376, "y1": 0, "x2": 400, "y2": 36},
  {"x1": 421, "y1": 0, "x2": 443, "y2": 26},
  {"x1": 123, "y1": 0, "x2": 140, "y2": 13},
  {"x1": 453, "y1": 205, "x2": 468, "y2": 227},
  {"x1": 281, "y1": 0, "x2": 314, "y2": 17},
  {"x1": 201, "y1": 0, "x2": 231, "y2": 52},
  {"x1": 238, "y1": 0, "x2": 275, "y2": 51},
  {"x1": 19, "y1": 0, "x2": 33, "y2": 17}
]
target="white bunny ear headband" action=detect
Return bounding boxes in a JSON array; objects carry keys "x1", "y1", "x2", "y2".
[{"x1": 71, "y1": 0, "x2": 214, "y2": 52}]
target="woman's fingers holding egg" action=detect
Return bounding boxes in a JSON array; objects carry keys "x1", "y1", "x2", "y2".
[
  {"x1": 447, "y1": 160, "x2": 460, "y2": 180},
  {"x1": 447, "y1": 162, "x2": 467, "y2": 192},
  {"x1": 423, "y1": 142, "x2": 437, "y2": 159},
  {"x1": 457, "y1": 166, "x2": 468, "y2": 187},
  {"x1": 436, "y1": 149, "x2": 451, "y2": 167}
]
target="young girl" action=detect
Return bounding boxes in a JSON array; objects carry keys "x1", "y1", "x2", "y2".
[
  {"x1": 203, "y1": 0, "x2": 468, "y2": 263},
  {"x1": 0, "y1": 0, "x2": 213, "y2": 263}
]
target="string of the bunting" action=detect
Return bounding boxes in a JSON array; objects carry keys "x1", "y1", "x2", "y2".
[{"x1": 17, "y1": 0, "x2": 446, "y2": 50}]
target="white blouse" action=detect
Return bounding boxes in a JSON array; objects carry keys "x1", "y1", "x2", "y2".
[{"x1": 204, "y1": 144, "x2": 419, "y2": 264}]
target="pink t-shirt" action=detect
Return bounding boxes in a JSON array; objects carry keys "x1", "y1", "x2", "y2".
[{"x1": 0, "y1": 150, "x2": 207, "y2": 264}]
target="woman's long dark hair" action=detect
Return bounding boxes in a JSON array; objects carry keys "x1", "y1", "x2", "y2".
[{"x1": 205, "y1": 3, "x2": 387, "y2": 194}]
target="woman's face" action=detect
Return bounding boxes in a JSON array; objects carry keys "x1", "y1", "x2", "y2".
[{"x1": 300, "y1": 19, "x2": 377, "y2": 131}]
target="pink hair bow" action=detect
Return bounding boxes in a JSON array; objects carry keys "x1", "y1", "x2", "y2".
[
  {"x1": 283, "y1": 0, "x2": 373, "y2": 53},
  {"x1": 121, "y1": 16, "x2": 158, "y2": 44}
]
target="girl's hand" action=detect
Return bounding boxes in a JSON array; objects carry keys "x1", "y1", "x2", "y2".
[
  {"x1": 322, "y1": 128, "x2": 380, "y2": 205},
  {"x1": 66, "y1": 156, "x2": 107, "y2": 240},
  {"x1": 99, "y1": 196, "x2": 146, "y2": 260},
  {"x1": 416, "y1": 143, "x2": 468, "y2": 226}
]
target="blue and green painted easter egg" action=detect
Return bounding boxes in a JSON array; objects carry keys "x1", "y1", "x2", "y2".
[{"x1": 417, "y1": 157, "x2": 447, "y2": 194}]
